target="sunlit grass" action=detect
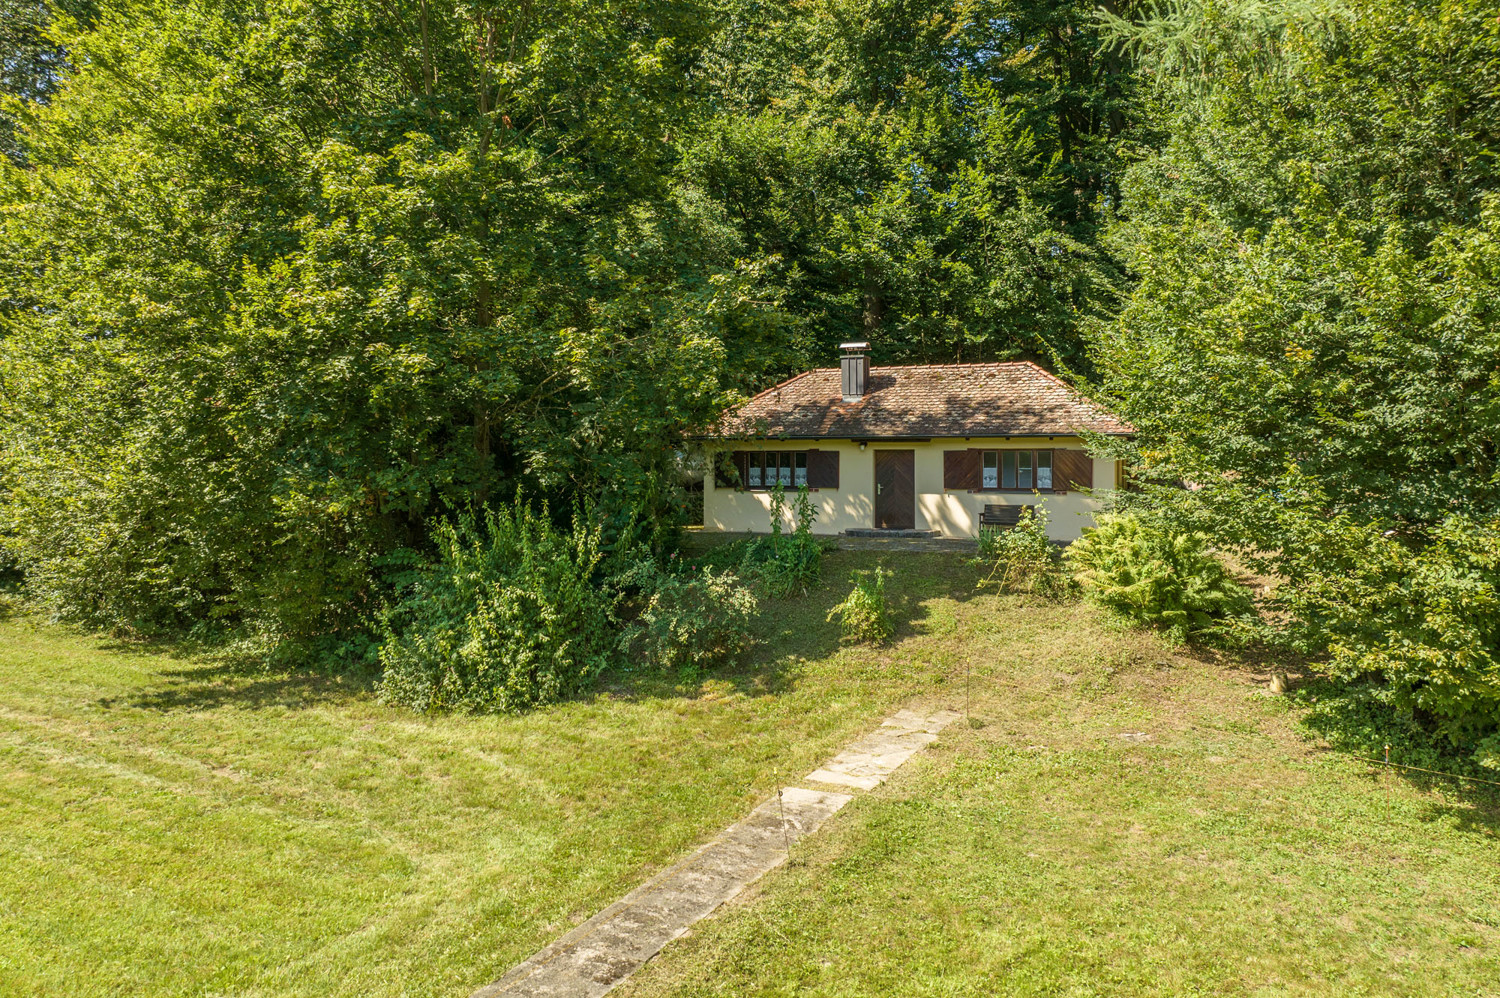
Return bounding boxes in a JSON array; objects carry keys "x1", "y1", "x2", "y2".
[
  {"x1": 5, "y1": 548, "x2": 1495, "y2": 997},
  {"x1": 0, "y1": 551, "x2": 962, "y2": 997},
  {"x1": 620, "y1": 600, "x2": 1500, "y2": 998}
]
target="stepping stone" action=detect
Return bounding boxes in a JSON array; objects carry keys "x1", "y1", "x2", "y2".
[
  {"x1": 469, "y1": 707, "x2": 959, "y2": 998},
  {"x1": 804, "y1": 709, "x2": 961, "y2": 790},
  {"x1": 471, "y1": 787, "x2": 851, "y2": 998}
]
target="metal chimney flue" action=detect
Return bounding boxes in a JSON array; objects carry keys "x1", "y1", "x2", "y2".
[{"x1": 840, "y1": 341, "x2": 870, "y2": 403}]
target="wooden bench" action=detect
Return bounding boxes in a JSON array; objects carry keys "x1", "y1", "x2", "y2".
[{"x1": 979, "y1": 504, "x2": 1034, "y2": 529}]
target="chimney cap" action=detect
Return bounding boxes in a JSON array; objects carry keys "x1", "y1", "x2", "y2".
[{"x1": 839, "y1": 341, "x2": 871, "y2": 353}]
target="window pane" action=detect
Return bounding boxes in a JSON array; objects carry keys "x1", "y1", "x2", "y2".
[
  {"x1": 1002, "y1": 452, "x2": 1017, "y2": 489},
  {"x1": 982, "y1": 451, "x2": 998, "y2": 489},
  {"x1": 794, "y1": 452, "x2": 808, "y2": 486},
  {"x1": 1018, "y1": 450, "x2": 1033, "y2": 489},
  {"x1": 1037, "y1": 451, "x2": 1053, "y2": 489},
  {"x1": 779, "y1": 452, "x2": 792, "y2": 486},
  {"x1": 748, "y1": 454, "x2": 762, "y2": 487}
]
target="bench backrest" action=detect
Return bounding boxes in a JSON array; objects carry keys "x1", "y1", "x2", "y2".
[{"x1": 981, "y1": 504, "x2": 1034, "y2": 527}]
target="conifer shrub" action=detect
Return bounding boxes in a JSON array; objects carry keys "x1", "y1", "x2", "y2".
[
  {"x1": 827, "y1": 567, "x2": 894, "y2": 644},
  {"x1": 1066, "y1": 514, "x2": 1254, "y2": 645}
]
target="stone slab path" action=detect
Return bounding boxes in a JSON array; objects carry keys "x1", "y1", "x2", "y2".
[
  {"x1": 804, "y1": 708, "x2": 959, "y2": 791},
  {"x1": 470, "y1": 707, "x2": 961, "y2": 998}
]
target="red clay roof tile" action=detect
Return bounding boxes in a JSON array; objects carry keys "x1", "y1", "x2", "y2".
[{"x1": 709, "y1": 362, "x2": 1132, "y2": 439}]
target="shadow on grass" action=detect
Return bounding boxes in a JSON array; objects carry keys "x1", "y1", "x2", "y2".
[
  {"x1": 105, "y1": 663, "x2": 379, "y2": 713},
  {"x1": 592, "y1": 548, "x2": 989, "y2": 704},
  {"x1": 104, "y1": 548, "x2": 992, "y2": 717}
]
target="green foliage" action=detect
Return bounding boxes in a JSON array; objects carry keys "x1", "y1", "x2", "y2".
[
  {"x1": 377, "y1": 499, "x2": 616, "y2": 714},
  {"x1": 0, "y1": 0, "x2": 775, "y2": 645},
  {"x1": 620, "y1": 561, "x2": 759, "y2": 681},
  {"x1": 1280, "y1": 512, "x2": 1500, "y2": 770},
  {"x1": 0, "y1": 543, "x2": 21, "y2": 592},
  {"x1": 1097, "y1": 0, "x2": 1500, "y2": 535},
  {"x1": 826, "y1": 567, "x2": 894, "y2": 644},
  {"x1": 1066, "y1": 515, "x2": 1254, "y2": 645},
  {"x1": 0, "y1": 0, "x2": 92, "y2": 164},
  {"x1": 1094, "y1": 0, "x2": 1500, "y2": 766},
  {"x1": 735, "y1": 484, "x2": 825, "y2": 598},
  {"x1": 684, "y1": 0, "x2": 1143, "y2": 371},
  {"x1": 975, "y1": 503, "x2": 1071, "y2": 598},
  {"x1": 1298, "y1": 678, "x2": 1500, "y2": 779}
]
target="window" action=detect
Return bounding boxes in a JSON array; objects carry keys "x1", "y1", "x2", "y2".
[
  {"x1": 983, "y1": 450, "x2": 1053, "y2": 491},
  {"x1": 746, "y1": 451, "x2": 809, "y2": 489}
]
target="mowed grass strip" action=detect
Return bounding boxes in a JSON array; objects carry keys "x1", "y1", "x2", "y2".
[
  {"x1": 0, "y1": 551, "x2": 967, "y2": 998},
  {"x1": 618, "y1": 604, "x2": 1500, "y2": 997}
]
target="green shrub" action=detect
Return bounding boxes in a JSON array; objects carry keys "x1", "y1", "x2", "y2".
[
  {"x1": 1066, "y1": 514, "x2": 1254, "y2": 645},
  {"x1": 1284, "y1": 514, "x2": 1500, "y2": 771},
  {"x1": 827, "y1": 567, "x2": 894, "y2": 644},
  {"x1": 975, "y1": 503, "x2": 1070, "y2": 598},
  {"x1": 620, "y1": 562, "x2": 759, "y2": 679},
  {"x1": 737, "y1": 483, "x2": 826, "y2": 598},
  {"x1": 377, "y1": 499, "x2": 617, "y2": 713},
  {"x1": 0, "y1": 543, "x2": 22, "y2": 593}
]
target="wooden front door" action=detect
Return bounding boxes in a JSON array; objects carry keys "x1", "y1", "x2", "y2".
[{"x1": 874, "y1": 450, "x2": 916, "y2": 529}]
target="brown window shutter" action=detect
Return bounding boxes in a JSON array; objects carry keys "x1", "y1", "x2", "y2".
[
  {"x1": 1054, "y1": 449, "x2": 1093, "y2": 492},
  {"x1": 943, "y1": 449, "x2": 980, "y2": 490},
  {"x1": 806, "y1": 449, "x2": 839, "y2": 489}
]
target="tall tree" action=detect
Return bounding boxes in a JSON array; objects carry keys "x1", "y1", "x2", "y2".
[
  {"x1": 682, "y1": 0, "x2": 1147, "y2": 373},
  {"x1": 0, "y1": 0, "x2": 766, "y2": 643},
  {"x1": 1097, "y1": 0, "x2": 1500, "y2": 768}
]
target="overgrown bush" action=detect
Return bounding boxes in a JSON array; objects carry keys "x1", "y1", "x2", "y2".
[
  {"x1": 827, "y1": 567, "x2": 894, "y2": 644},
  {"x1": 1283, "y1": 514, "x2": 1500, "y2": 772},
  {"x1": 736, "y1": 483, "x2": 826, "y2": 598},
  {"x1": 975, "y1": 503, "x2": 1070, "y2": 598},
  {"x1": 377, "y1": 499, "x2": 618, "y2": 713},
  {"x1": 620, "y1": 561, "x2": 759, "y2": 679},
  {"x1": 1066, "y1": 515, "x2": 1254, "y2": 645},
  {"x1": 0, "y1": 543, "x2": 22, "y2": 593}
]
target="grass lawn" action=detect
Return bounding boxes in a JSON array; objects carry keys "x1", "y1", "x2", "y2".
[
  {"x1": 0, "y1": 551, "x2": 959, "y2": 997},
  {"x1": 619, "y1": 581, "x2": 1500, "y2": 997},
  {"x1": 3, "y1": 549, "x2": 1498, "y2": 996}
]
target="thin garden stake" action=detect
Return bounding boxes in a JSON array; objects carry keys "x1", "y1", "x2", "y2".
[{"x1": 776, "y1": 788, "x2": 793, "y2": 863}]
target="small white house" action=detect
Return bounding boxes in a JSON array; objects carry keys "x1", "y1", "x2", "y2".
[{"x1": 698, "y1": 344, "x2": 1133, "y2": 542}]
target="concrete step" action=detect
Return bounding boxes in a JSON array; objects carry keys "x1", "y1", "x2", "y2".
[{"x1": 840, "y1": 528, "x2": 940, "y2": 539}]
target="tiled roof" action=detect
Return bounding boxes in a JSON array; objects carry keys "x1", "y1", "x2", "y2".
[{"x1": 710, "y1": 362, "x2": 1133, "y2": 439}]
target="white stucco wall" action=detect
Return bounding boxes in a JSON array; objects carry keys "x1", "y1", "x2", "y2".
[{"x1": 704, "y1": 437, "x2": 1118, "y2": 542}]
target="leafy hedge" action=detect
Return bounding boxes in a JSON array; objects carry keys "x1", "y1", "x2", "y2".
[{"x1": 1285, "y1": 515, "x2": 1500, "y2": 771}]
